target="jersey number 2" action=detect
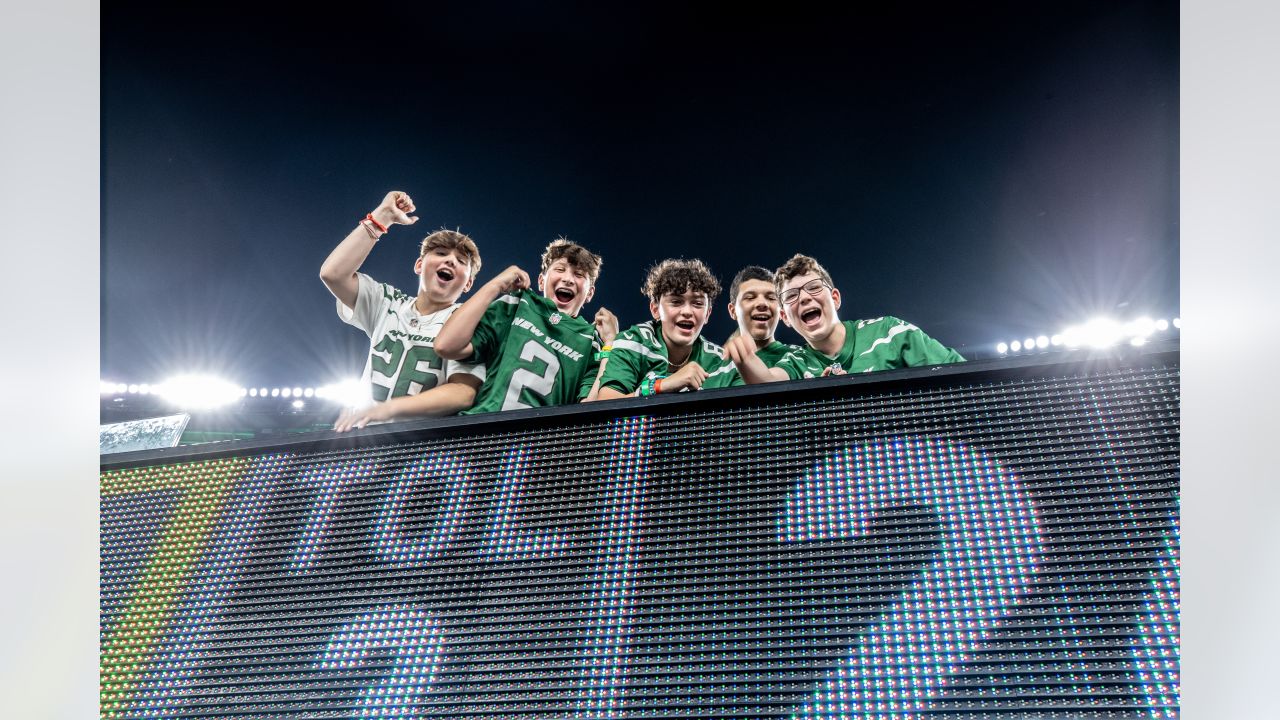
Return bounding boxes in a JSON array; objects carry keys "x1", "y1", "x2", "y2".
[{"x1": 502, "y1": 340, "x2": 560, "y2": 410}]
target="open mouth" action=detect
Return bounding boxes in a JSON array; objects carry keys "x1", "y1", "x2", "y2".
[
  {"x1": 800, "y1": 307, "x2": 822, "y2": 325},
  {"x1": 554, "y1": 287, "x2": 576, "y2": 303},
  {"x1": 435, "y1": 267, "x2": 455, "y2": 282},
  {"x1": 750, "y1": 312, "x2": 772, "y2": 322},
  {"x1": 674, "y1": 319, "x2": 697, "y2": 332}
]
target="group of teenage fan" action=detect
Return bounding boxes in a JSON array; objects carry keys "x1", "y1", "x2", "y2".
[{"x1": 320, "y1": 191, "x2": 966, "y2": 431}]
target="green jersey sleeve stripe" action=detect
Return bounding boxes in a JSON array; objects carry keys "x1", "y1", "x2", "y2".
[
  {"x1": 857, "y1": 321, "x2": 918, "y2": 358},
  {"x1": 612, "y1": 338, "x2": 666, "y2": 362},
  {"x1": 705, "y1": 363, "x2": 738, "y2": 378}
]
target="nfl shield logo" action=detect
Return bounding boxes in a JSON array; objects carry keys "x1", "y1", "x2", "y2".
[{"x1": 549, "y1": 313, "x2": 561, "y2": 325}]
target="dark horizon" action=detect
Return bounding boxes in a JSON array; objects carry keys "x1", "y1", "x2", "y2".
[{"x1": 102, "y1": 2, "x2": 1178, "y2": 388}]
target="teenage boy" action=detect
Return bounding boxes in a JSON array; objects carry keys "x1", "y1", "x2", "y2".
[
  {"x1": 320, "y1": 191, "x2": 486, "y2": 431},
  {"x1": 595, "y1": 258, "x2": 743, "y2": 398},
  {"x1": 434, "y1": 238, "x2": 617, "y2": 413},
  {"x1": 721, "y1": 265, "x2": 804, "y2": 372},
  {"x1": 738, "y1": 253, "x2": 964, "y2": 382}
]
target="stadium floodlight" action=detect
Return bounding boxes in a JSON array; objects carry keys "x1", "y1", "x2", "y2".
[
  {"x1": 259, "y1": 387, "x2": 268, "y2": 397},
  {"x1": 292, "y1": 400, "x2": 305, "y2": 409},
  {"x1": 1023, "y1": 337, "x2": 1035, "y2": 350},
  {"x1": 270, "y1": 388, "x2": 280, "y2": 397},
  {"x1": 1051, "y1": 334, "x2": 1063, "y2": 346},
  {"x1": 238, "y1": 387, "x2": 248, "y2": 397},
  {"x1": 1036, "y1": 336, "x2": 1049, "y2": 349},
  {"x1": 1010, "y1": 340, "x2": 1022, "y2": 352},
  {"x1": 1130, "y1": 317, "x2": 1156, "y2": 339},
  {"x1": 127, "y1": 384, "x2": 139, "y2": 394},
  {"x1": 1155, "y1": 319, "x2": 1169, "y2": 331},
  {"x1": 116, "y1": 382, "x2": 130, "y2": 395},
  {"x1": 249, "y1": 388, "x2": 258, "y2": 397},
  {"x1": 304, "y1": 388, "x2": 315, "y2": 398},
  {"x1": 281, "y1": 388, "x2": 292, "y2": 398},
  {"x1": 1081, "y1": 317, "x2": 1123, "y2": 348},
  {"x1": 155, "y1": 374, "x2": 243, "y2": 409},
  {"x1": 1131, "y1": 336, "x2": 1147, "y2": 347},
  {"x1": 292, "y1": 387, "x2": 303, "y2": 398},
  {"x1": 1173, "y1": 317, "x2": 1181, "y2": 329},
  {"x1": 996, "y1": 342, "x2": 1009, "y2": 354},
  {"x1": 139, "y1": 384, "x2": 151, "y2": 395},
  {"x1": 317, "y1": 379, "x2": 370, "y2": 408}
]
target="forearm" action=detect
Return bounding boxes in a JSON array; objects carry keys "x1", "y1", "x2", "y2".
[
  {"x1": 736, "y1": 354, "x2": 787, "y2": 384},
  {"x1": 595, "y1": 385, "x2": 638, "y2": 401},
  {"x1": 581, "y1": 359, "x2": 608, "y2": 402},
  {"x1": 320, "y1": 206, "x2": 396, "y2": 307},
  {"x1": 381, "y1": 380, "x2": 478, "y2": 419},
  {"x1": 435, "y1": 282, "x2": 503, "y2": 359}
]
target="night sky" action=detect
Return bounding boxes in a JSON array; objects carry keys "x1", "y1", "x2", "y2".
[{"x1": 102, "y1": 2, "x2": 1178, "y2": 389}]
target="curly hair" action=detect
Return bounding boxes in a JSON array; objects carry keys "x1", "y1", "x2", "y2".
[
  {"x1": 642, "y1": 258, "x2": 722, "y2": 303},
  {"x1": 420, "y1": 229, "x2": 482, "y2": 276},
  {"x1": 541, "y1": 237, "x2": 602, "y2": 282},
  {"x1": 773, "y1": 253, "x2": 833, "y2": 291},
  {"x1": 728, "y1": 265, "x2": 775, "y2": 302}
]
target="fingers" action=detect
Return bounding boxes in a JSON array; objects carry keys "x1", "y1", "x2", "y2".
[
  {"x1": 725, "y1": 341, "x2": 742, "y2": 364},
  {"x1": 513, "y1": 268, "x2": 531, "y2": 290}
]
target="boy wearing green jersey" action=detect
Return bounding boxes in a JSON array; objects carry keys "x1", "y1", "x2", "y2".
[
  {"x1": 721, "y1": 265, "x2": 804, "y2": 371},
  {"x1": 320, "y1": 190, "x2": 486, "y2": 431},
  {"x1": 435, "y1": 239, "x2": 618, "y2": 413},
  {"x1": 734, "y1": 253, "x2": 964, "y2": 382},
  {"x1": 595, "y1": 258, "x2": 743, "y2": 399}
]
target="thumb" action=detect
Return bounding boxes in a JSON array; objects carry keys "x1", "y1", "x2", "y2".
[{"x1": 404, "y1": 215, "x2": 419, "y2": 225}]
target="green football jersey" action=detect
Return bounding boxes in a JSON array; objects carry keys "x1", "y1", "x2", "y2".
[
  {"x1": 776, "y1": 316, "x2": 965, "y2": 379},
  {"x1": 755, "y1": 339, "x2": 803, "y2": 368},
  {"x1": 601, "y1": 320, "x2": 744, "y2": 394},
  {"x1": 462, "y1": 290, "x2": 601, "y2": 414}
]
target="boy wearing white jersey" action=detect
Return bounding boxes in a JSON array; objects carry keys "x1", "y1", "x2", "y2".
[{"x1": 320, "y1": 191, "x2": 486, "y2": 430}]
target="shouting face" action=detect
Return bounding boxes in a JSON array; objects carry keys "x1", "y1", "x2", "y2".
[
  {"x1": 415, "y1": 246, "x2": 476, "y2": 305},
  {"x1": 780, "y1": 272, "x2": 841, "y2": 345},
  {"x1": 539, "y1": 259, "x2": 595, "y2": 317}
]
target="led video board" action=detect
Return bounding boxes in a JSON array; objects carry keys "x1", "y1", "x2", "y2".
[{"x1": 101, "y1": 355, "x2": 1179, "y2": 719}]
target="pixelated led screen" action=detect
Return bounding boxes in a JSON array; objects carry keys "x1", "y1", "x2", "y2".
[{"x1": 102, "y1": 362, "x2": 1179, "y2": 719}]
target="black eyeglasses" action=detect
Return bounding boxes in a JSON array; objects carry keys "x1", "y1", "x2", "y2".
[{"x1": 781, "y1": 279, "x2": 830, "y2": 305}]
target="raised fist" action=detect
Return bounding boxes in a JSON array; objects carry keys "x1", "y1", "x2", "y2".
[
  {"x1": 489, "y1": 265, "x2": 532, "y2": 294},
  {"x1": 594, "y1": 307, "x2": 619, "y2": 346},
  {"x1": 371, "y1": 191, "x2": 419, "y2": 229}
]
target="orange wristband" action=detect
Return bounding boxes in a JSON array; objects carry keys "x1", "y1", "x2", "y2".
[{"x1": 364, "y1": 212, "x2": 388, "y2": 233}]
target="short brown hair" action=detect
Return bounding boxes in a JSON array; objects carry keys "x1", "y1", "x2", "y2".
[
  {"x1": 774, "y1": 253, "x2": 833, "y2": 291},
  {"x1": 421, "y1": 229, "x2": 482, "y2": 276},
  {"x1": 643, "y1": 258, "x2": 722, "y2": 303},
  {"x1": 541, "y1": 237, "x2": 602, "y2": 283},
  {"x1": 729, "y1": 265, "x2": 775, "y2": 302}
]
